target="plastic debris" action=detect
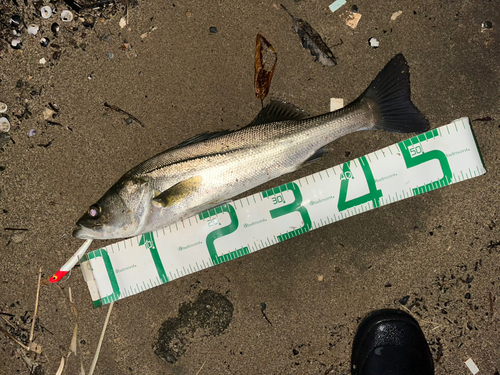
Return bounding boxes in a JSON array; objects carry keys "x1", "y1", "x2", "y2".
[
  {"x1": 329, "y1": 0, "x2": 346, "y2": 13},
  {"x1": 391, "y1": 10, "x2": 403, "y2": 21},
  {"x1": 369, "y1": 37, "x2": 380, "y2": 48},
  {"x1": 209, "y1": 26, "x2": 217, "y2": 33},
  {"x1": 41, "y1": 6, "x2": 53, "y2": 19},
  {"x1": 119, "y1": 17, "x2": 126, "y2": 28},
  {"x1": 0, "y1": 103, "x2": 7, "y2": 113},
  {"x1": 61, "y1": 10, "x2": 74, "y2": 22},
  {"x1": 27, "y1": 24, "x2": 39, "y2": 36},
  {"x1": 281, "y1": 5, "x2": 337, "y2": 66},
  {"x1": 330, "y1": 98, "x2": 344, "y2": 112},
  {"x1": 10, "y1": 39, "x2": 22, "y2": 49},
  {"x1": 28, "y1": 129, "x2": 36, "y2": 137},
  {"x1": 0, "y1": 117, "x2": 10, "y2": 132},
  {"x1": 40, "y1": 37, "x2": 50, "y2": 47},
  {"x1": 464, "y1": 358, "x2": 479, "y2": 375},
  {"x1": 346, "y1": 12, "x2": 362, "y2": 29}
]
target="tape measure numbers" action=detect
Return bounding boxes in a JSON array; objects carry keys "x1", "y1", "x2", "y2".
[{"x1": 81, "y1": 117, "x2": 485, "y2": 307}]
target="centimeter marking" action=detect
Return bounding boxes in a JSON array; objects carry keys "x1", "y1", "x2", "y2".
[{"x1": 81, "y1": 117, "x2": 485, "y2": 307}]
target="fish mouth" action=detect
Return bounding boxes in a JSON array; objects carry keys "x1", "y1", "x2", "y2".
[{"x1": 72, "y1": 224, "x2": 103, "y2": 239}]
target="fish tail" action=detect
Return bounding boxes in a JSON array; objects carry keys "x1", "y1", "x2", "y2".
[{"x1": 357, "y1": 54, "x2": 429, "y2": 133}]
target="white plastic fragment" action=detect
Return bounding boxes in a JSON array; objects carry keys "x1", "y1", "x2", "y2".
[
  {"x1": 0, "y1": 117, "x2": 10, "y2": 132},
  {"x1": 39, "y1": 58, "x2": 46, "y2": 64},
  {"x1": 346, "y1": 12, "x2": 362, "y2": 29},
  {"x1": 330, "y1": 98, "x2": 344, "y2": 112},
  {"x1": 40, "y1": 6, "x2": 52, "y2": 19},
  {"x1": 119, "y1": 17, "x2": 127, "y2": 28},
  {"x1": 391, "y1": 10, "x2": 403, "y2": 21},
  {"x1": 369, "y1": 37, "x2": 380, "y2": 48},
  {"x1": 465, "y1": 358, "x2": 479, "y2": 375},
  {"x1": 329, "y1": 0, "x2": 346, "y2": 13},
  {"x1": 0, "y1": 102, "x2": 7, "y2": 113},
  {"x1": 27, "y1": 24, "x2": 39, "y2": 36},
  {"x1": 61, "y1": 10, "x2": 74, "y2": 22}
]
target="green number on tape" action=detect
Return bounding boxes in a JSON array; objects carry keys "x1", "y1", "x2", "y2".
[
  {"x1": 338, "y1": 156, "x2": 382, "y2": 212},
  {"x1": 399, "y1": 129, "x2": 452, "y2": 195},
  {"x1": 139, "y1": 233, "x2": 168, "y2": 283},
  {"x1": 262, "y1": 182, "x2": 311, "y2": 241},
  {"x1": 201, "y1": 204, "x2": 249, "y2": 265}
]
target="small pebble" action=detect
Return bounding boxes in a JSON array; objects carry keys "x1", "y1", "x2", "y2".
[
  {"x1": 124, "y1": 118, "x2": 133, "y2": 125},
  {"x1": 0, "y1": 117, "x2": 10, "y2": 132},
  {"x1": 465, "y1": 292, "x2": 471, "y2": 299},
  {"x1": 40, "y1": 6, "x2": 52, "y2": 19},
  {"x1": 40, "y1": 37, "x2": 50, "y2": 47},
  {"x1": 317, "y1": 275, "x2": 324, "y2": 281},
  {"x1": 106, "y1": 52, "x2": 114, "y2": 59},
  {"x1": 209, "y1": 26, "x2": 217, "y2": 33},
  {"x1": 10, "y1": 39, "x2": 22, "y2": 50},
  {"x1": 398, "y1": 295, "x2": 410, "y2": 305},
  {"x1": 28, "y1": 129, "x2": 36, "y2": 137},
  {"x1": 369, "y1": 37, "x2": 380, "y2": 48},
  {"x1": 350, "y1": 5, "x2": 358, "y2": 13},
  {"x1": 482, "y1": 21, "x2": 493, "y2": 29},
  {"x1": 186, "y1": 10, "x2": 193, "y2": 18},
  {"x1": 51, "y1": 23, "x2": 60, "y2": 35},
  {"x1": 39, "y1": 57, "x2": 46, "y2": 64}
]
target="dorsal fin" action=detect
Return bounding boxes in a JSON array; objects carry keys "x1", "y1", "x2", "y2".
[
  {"x1": 170, "y1": 130, "x2": 233, "y2": 150},
  {"x1": 245, "y1": 99, "x2": 310, "y2": 128}
]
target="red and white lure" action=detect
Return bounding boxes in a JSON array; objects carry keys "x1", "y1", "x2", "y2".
[{"x1": 49, "y1": 239, "x2": 93, "y2": 283}]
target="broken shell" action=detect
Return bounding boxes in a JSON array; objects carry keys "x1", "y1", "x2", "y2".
[
  {"x1": 28, "y1": 129, "x2": 36, "y2": 137},
  {"x1": 0, "y1": 103, "x2": 7, "y2": 113},
  {"x1": 10, "y1": 38, "x2": 22, "y2": 49},
  {"x1": 41, "y1": 6, "x2": 53, "y2": 19},
  {"x1": 0, "y1": 117, "x2": 11, "y2": 133},
  {"x1": 40, "y1": 37, "x2": 50, "y2": 47},
  {"x1": 28, "y1": 24, "x2": 39, "y2": 36},
  {"x1": 61, "y1": 10, "x2": 73, "y2": 22}
]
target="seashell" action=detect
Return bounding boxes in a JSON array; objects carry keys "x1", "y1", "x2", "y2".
[
  {"x1": 41, "y1": 6, "x2": 53, "y2": 19},
  {"x1": 0, "y1": 117, "x2": 10, "y2": 133},
  {"x1": 61, "y1": 10, "x2": 73, "y2": 22}
]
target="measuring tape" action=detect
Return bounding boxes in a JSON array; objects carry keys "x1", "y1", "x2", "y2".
[{"x1": 80, "y1": 117, "x2": 485, "y2": 307}]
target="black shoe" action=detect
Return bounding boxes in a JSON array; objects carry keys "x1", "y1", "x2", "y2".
[{"x1": 351, "y1": 309, "x2": 434, "y2": 375}]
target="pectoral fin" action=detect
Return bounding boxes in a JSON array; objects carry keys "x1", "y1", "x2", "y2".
[{"x1": 152, "y1": 176, "x2": 203, "y2": 207}]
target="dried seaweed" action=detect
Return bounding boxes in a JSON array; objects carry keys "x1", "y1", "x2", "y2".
[
  {"x1": 254, "y1": 34, "x2": 277, "y2": 105},
  {"x1": 281, "y1": 5, "x2": 337, "y2": 67}
]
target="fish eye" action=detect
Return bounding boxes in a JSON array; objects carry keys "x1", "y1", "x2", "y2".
[{"x1": 88, "y1": 205, "x2": 101, "y2": 219}]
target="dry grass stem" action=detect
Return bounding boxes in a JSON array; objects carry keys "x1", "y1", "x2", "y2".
[
  {"x1": 29, "y1": 267, "x2": 43, "y2": 346},
  {"x1": 88, "y1": 301, "x2": 114, "y2": 375}
]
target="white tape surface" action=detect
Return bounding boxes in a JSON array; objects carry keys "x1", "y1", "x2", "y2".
[{"x1": 81, "y1": 118, "x2": 485, "y2": 307}]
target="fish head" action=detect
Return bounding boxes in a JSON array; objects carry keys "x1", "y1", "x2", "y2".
[{"x1": 73, "y1": 177, "x2": 150, "y2": 239}]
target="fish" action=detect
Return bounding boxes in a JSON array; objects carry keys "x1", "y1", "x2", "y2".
[{"x1": 73, "y1": 54, "x2": 429, "y2": 240}]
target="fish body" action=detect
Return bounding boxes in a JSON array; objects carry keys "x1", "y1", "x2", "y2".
[{"x1": 73, "y1": 54, "x2": 429, "y2": 240}]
